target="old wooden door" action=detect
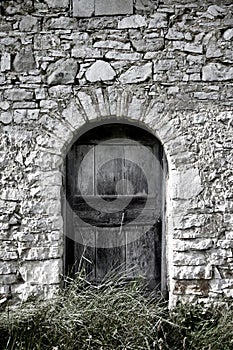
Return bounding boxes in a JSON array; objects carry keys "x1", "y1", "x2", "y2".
[{"x1": 65, "y1": 123, "x2": 164, "y2": 290}]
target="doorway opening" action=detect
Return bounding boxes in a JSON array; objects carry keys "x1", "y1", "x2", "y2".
[{"x1": 64, "y1": 122, "x2": 167, "y2": 292}]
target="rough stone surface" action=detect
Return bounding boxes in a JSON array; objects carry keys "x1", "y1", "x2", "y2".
[
  {"x1": 223, "y1": 28, "x2": 233, "y2": 41},
  {"x1": 202, "y1": 63, "x2": 233, "y2": 81},
  {"x1": 119, "y1": 63, "x2": 152, "y2": 84},
  {"x1": 0, "y1": 0, "x2": 232, "y2": 308},
  {"x1": 47, "y1": 59, "x2": 79, "y2": 85},
  {"x1": 85, "y1": 60, "x2": 116, "y2": 82},
  {"x1": 13, "y1": 48, "x2": 36, "y2": 72},
  {"x1": 118, "y1": 15, "x2": 147, "y2": 29},
  {"x1": 19, "y1": 15, "x2": 39, "y2": 32},
  {"x1": 0, "y1": 112, "x2": 12, "y2": 125},
  {"x1": 172, "y1": 168, "x2": 203, "y2": 200},
  {"x1": 1, "y1": 53, "x2": 11, "y2": 72}
]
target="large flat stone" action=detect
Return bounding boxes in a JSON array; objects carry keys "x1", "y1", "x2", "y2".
[
  {"x1": 95, "y1": 0, "x2": 133, "y2": 16},
  {"x1": 171, "y1": 168, "x2": 203, "y2": 200},
  {"x1": 118, "y1": 15, "x2": 146, "y2": 29},
  {"x1": 202, "y1": 63, "x2": 233, "y2": 81},
  {"x1": 73, "y1": 0, "x2": 94, "y2": 17},
  {"x1": 45, "y1": 0, "x2": 69, "y2": 9},
  {"x1": 19, "y1": 259, "x2": 62, "y2": 284},
  {"x1": 4, "y1": 89, "x2": 33, "y2": 101},
  {"x1": 119, "y1": 63, "x2": 152, "y2": 84}
]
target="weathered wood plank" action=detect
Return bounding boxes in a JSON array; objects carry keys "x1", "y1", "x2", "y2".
[
  {"x1": 126, "y1": 225, "x2": 161, "y2": 288},
  {"x1": 74, "y1": 144, "x2": 94, "y2": 195},
  {"x1": 72, "y1": 196, "x2": 159, "y2": 226},
  {"x1": 124, "y1": 144, "x2": 161, "y2": 198},
  {"x1": 96, "y1": 227, "x2": 126, "y2": 280},
  {"x1": 95, "y1": 144, "x2": 125, "y2": 195},
  {"x1": 73, "y1": 226, "x2": 96, "y2": 278}
]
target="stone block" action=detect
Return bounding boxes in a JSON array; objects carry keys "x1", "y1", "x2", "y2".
[
  {"x1": 173, "y1": 238, "x2": 213, "y2": 252},
  {"x1": 149, "y1": 13, "x2": 168, "y2": 28},
  {"x1": 1, "y1": 53, "x2": 11, "y2": 72},
  {"x1": 174, "y1": 280, "x2": 210, "y2": 296},
  {"x1": 71, "y1": 47, "x2": 102, "y2": 59},
  {"x1": 132, "y1": 38, "x2": 164, "y2": 52},
  {"x1": 45, "y1": 17, "x2": 77, "y2": 30},
  {"x1": 73, "y1": 0, "x2": 94, "y2": 17},
  {"x1": 223, "y1": 28, "x2": 233, "y2": 41},
  {"x1": 173, "y1": 265, "x2": 213, "y2": 280},
  {"x1": 118, "y1": 15, "x2": 146, "y2": 29},
  {"x1": 119, "y1": 63, "x2": 152, "y2": 84},
  {"x1": 202, "y1": 63, "x2": 233, "y2": 81},
  {"x1": 76, "y1": 91, "x2": 98, "y2": 120},
  {"x1": 0, "y1": 250, "x2": 18, "y2": 260},
  {"x1": 18, "y1": 259, "x2": 62, "y2": 284},
  {"x1": 154, "y1": 59, "x2": 177, "y2": 72},
  {"x1": 62, "y1": 101, "x2": 86, "y2": 129},
  {"x1": 184, "y1": 43, "x2": 203, "y2": 54},
  {"x1": 93, "y1": 40, "x2": 131, "y2": 50},
  {"x1": 0, "y1": 111, "x2": 12, "y2": 125},
  {"x1": 34, "y1": 34, "x2": 60, "y2": 50},
  {"x1": 0, "y1": 262, "x2": 17, "y2": 274},
  {"x1": 4, "y1": 89, "x2": 33, "y2": 101},
  {"x1": 171, "y1": 168, "x2": 203, "y2": 200},
  {"x1": 166, "y1": 28, "x2": 184, "y2": 40},
  {"x1": 194, "y1": 92, "x2": 219, "y2": 100},
  {"x1": 173, "y1": 251, "x2": 207, "y2": 266},
  {"x1": 85, "y1": 60, "x2": 116, "y2": 82},
  {"x1": 0, "y1": 101, "x2": 10, "y2": 110},
  {"x1": 45, "y1": 0, "x2": 69, "y2": 9},
  {"x1": 19, "y1": 15, "x2": 38, "y2": 32},
  {"x1": 105, "y1": 51, "x2": 142, "y2": 61},
  {"x1": 95, "y1": 0, "x2": 133, "y2": 16},
  {"x1": 207, "y1": 5, "x2": 225, "y2": 18},
  {"x1": 21, "y1": 246, "x2": 62, "y2": 260},
  {"x1": 13, "y1": 48, "x2": 36, "y2": 72},
  {"x1": 47, "y1": 58, "x2": 79, "y2": 85}
]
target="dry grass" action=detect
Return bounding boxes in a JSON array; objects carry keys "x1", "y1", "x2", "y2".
[{"x1": 0, "y1": 269, "x2": 232, "y2": 350}]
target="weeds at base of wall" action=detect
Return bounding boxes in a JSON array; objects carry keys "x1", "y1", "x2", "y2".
[{"x1": 0, "y1": 270, "x2": 232, "y2": 350}]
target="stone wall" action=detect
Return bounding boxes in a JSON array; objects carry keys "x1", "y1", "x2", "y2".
[{"x1": 0, "y1": 0, "x2": 232, "y2": 306}]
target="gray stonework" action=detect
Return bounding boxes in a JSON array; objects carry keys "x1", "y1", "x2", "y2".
[{"x1": 0, "y1": 0, "x2": 232, "y2": 308}]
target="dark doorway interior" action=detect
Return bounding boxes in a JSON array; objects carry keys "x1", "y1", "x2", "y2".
[{"x1": 65, "y1": 123, "x2": 165, "y2": 290}]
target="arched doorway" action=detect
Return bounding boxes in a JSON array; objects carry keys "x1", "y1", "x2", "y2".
[{"x1": 64, "y1": 122, "x2": 166, "y2": 291}]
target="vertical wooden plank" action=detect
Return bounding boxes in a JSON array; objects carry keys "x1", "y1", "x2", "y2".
[
  {"x1": 95, "y1": 144, "x2": 124, "y2": 195},
  {"x1": 74, "y1": 144, "x2": 94, "y2": 195},
  {"x1": 65, "y1": 203, "x2": 75, "y2": 276},
  {"x1": 73, "y1": 222, "x2": 96, "y2": 279},
  {"x1": 66, "y1": 144, "x2": 76, "y2": 198},
  {"x1": 96, "y1": 227, "x2": 126, "y2": 280},
  {"x1": 124, "y1": 144, "x2": 161, "y2": 199},
  {"x1": 126, "y1": 225, "x2": 161, "y2": 289}
]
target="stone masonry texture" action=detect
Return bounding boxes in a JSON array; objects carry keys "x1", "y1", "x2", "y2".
[{"x1": 0, "y1": 0, "x2": 232, "y2": 307}]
